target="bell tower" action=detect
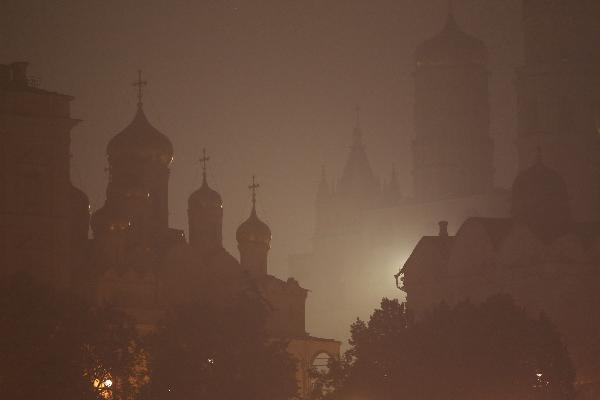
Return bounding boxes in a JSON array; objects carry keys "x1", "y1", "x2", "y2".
[{"x1": 412, "y1": 3, "x2": 494, "y2": 201}]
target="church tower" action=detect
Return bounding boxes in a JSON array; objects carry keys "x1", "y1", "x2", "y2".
[
  {"x1": 516, "y1": 0, "x2": 600, "y2": 221},
  {"x1": 91, "y1": 71, "x2": 174, "y2": 239},
  {"x1": 412, "y1": 3, "x2": 494, "y2": 201},
  {"x1": 314, "y1": 108, "x2": 380, "y2": 240},
  {"x1": 188, "y1": 149, "x2": 223, "y2": 256},
  {"x1": 236, "y1": 176, "x2": 271, "y2": 276}
]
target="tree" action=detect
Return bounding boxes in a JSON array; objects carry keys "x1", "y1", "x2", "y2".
[
  {"x1": 0, "y1": 273, "x2": 143, "y2": 400},
  {"x1": 141, "y1": 285, "x2": 298, "y2": 400},
  {"x1": 313, "y1": 295, "x2": 575, "y2": 400}
]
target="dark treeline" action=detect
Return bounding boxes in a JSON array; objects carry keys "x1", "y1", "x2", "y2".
[
  {"x1": 0, "y1": 273, "x2": 297, "y2": 400},
  {"x1": 0, "y1": 273, "x2": 577, "y2": 400},
  {"x1": 311, "y1": 295, "x2": 575, "y2": 400}
]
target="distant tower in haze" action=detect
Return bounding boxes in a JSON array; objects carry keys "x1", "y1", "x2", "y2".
[
  {"x1": 337, "y1": 107, "x2": 380, "y2": 201},
  {"x1": 516, "y1": 0, "x2": 600, "y2": 221},
  {"x1": 313, "y1": 108, "x2": 383, "y2": 241},
  {"x1": 412, "y1": 3, "x2": 494, "y2": 200},
  {"x1": 188, "y1": 149, "x2": 223, "y2": 256},
  {"x1": 236, "y1": 176, "x2": 272, "y2": 276}
]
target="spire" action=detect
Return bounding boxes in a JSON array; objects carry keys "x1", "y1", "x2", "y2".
[
  {"x1": 248, "y1": 175, "x2": 260, "y2": 216},
  {"x1": 353, "y1": 105, "x2": 363, "y2": 145},
  {"x1": 132, "y1": 70, "x2": 147, "y2": 109},
  {"x1": 317, "y1": 164, "x2": 330, "y2": 200},
  {"x1": 339, "y1": 106, "x2": 378, "y2": 197},
  {"x1": 445, "y1": 0, "x2": 457, "y2": 28},
  {"x1": 199, "y1": 148, "x2": 210, "y2": 186},
  {"x1": 389, "y1": 163, "x2": 400, "y2": 192}
]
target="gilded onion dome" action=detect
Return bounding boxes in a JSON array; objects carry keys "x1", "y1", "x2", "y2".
[
  {"x1": 106, "y1": 106, "x2": 173, "y2": 165},
  {"x1": 415, "y1": 5, "x2": 487, "y2": 67}
]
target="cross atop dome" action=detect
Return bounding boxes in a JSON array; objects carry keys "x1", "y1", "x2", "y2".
[
  {"x1": 199, "y1": 148, "x2": 210, "y2": 184},
  {"x1": 249, "y1": 175, "x2": 260, "y2": 211},
  {"x1": 132, "y1": 70, "x2": 147, "y2": 108}
]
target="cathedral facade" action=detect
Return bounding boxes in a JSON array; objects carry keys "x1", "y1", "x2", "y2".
[{"x1": 0, "y1": 65, "x2": 338, "y2": 399}]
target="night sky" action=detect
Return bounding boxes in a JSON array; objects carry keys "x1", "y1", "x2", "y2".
[{"x1": 1, "y1": 0, "x2": 522, "y2": 278}]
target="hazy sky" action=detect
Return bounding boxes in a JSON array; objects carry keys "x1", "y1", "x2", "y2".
[{"x1": 1, "y1": 0, "x2": 522, "y2": 278}]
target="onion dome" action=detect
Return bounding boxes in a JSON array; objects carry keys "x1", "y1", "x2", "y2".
[
  {"x1": 236, "y1": 176, "x2": 271, "y2": 246},
  {"x1": 236, "y1": 206, "x2": 271, "y2": 246},
  {"x1": 415, "y1": 6, "x2": 487, "y2": 67},
  {"x1": 511, "y1": 150, "x2": 571, "y2": 241},
  {"x1": 106, "y1": 106, "x2": 173, "y2": 165},
  {"x1": 189, "y1": 175, "x2": 223, "y2": 210}
]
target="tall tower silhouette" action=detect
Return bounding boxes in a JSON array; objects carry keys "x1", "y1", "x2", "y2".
[
  {"x1": 412, "y1": 2, "x2": 494, "y2": 200},
  {"x1": 516, "y1": 0, "x2": 600, "y2": 221}
]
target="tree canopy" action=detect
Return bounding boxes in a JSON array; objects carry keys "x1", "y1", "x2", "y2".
[
  {"x1": 0, "y1": 273, "x2": 143, "y2": 400},
  {"x1": 313, "y1": 295, "x2": 575, "y2": 400},
  {"x1": 141, "y1": 285, "x2": 298, "y2": 400}
]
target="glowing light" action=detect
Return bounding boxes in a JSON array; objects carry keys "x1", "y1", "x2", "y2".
[{"x1": 93, "y1": 378, "x2": 113, "y2": 389}]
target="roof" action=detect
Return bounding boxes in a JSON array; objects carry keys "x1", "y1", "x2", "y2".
[
  {"x1": 400, "y1": 235, "x2": 455, "y2": 275},
  {"x1": 415, "y1": 10, "x2": 487, "y2": 67},
  {"x1": 338, "y1": 126, "x2": 379, "y2": 197},
  {"x1": 457, "y1": 217, "x2": 514, "y2": 249}
]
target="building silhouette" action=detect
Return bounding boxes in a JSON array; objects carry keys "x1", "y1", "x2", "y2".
[
  {"x1": 0, "y1": 62, "x2": 85, "y2": 287},
  {"x1": 399, "y1": 1, "x2": 600, "y2": 396},
  {"x1": 290, "y1": 5, "x2": 507, "y2": 343},
  {"x1": 0, "y1": 66, "x2": 338, "y2": 399},
  {"x1": 400, "y1": 153, "x2": 600, "y2": 396}
]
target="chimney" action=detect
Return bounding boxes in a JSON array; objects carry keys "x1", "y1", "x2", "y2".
[
  {"x1": 0, "y1": 65, "x2": 10, "y2": 87},
  {"x1": 438, "y1": 220, "x2": 449, "y2": 237},
  {"x1": 10, "y1": 62, "x2": 29, "y2": 87}
]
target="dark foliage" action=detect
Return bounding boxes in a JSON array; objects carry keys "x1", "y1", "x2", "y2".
[
  {"x1": 0, "y1": 273, "x2": 142, "y2": 400},
  {"x1": 313, "y1": 295, "x2": 575, "y2": 400},
  {"x1": 141, "y1": 286, "x2": 298, "y2": 400}
]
